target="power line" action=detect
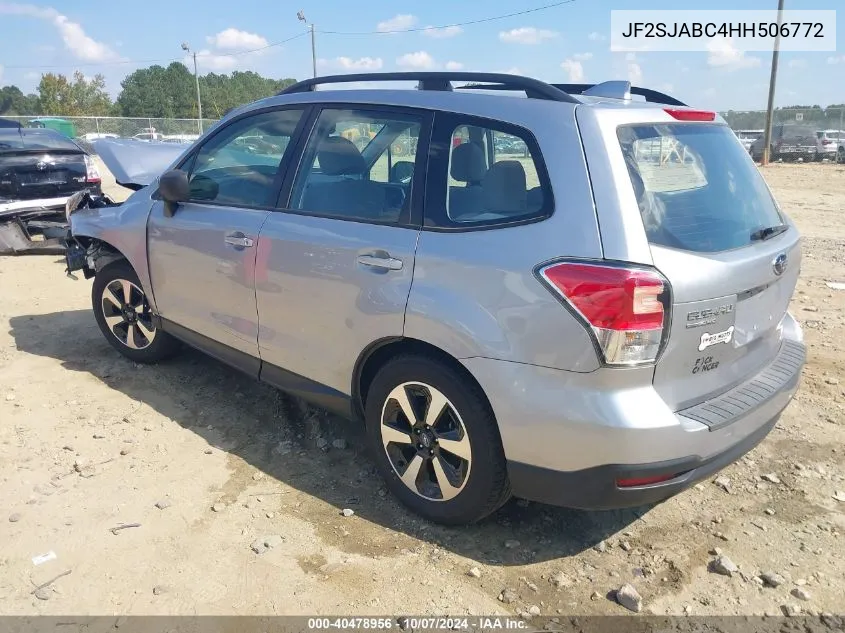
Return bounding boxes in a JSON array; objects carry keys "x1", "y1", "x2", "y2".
[
  {"x1": 319, "y1": 0, "x2": 576, "y2": 35},
  {"x1": 2, "y1": 0, "x2": 575, "y2": 71}
]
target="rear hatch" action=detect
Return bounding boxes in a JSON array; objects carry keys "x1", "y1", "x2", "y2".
[
  {"x1": 776, "y1": 125, "x2": 817, "y2": 155},
  {"x1": 0, "y1": 128, "x2": 89, "y2": 203},
  {"x1": 616, "y1": 119, "x2": 800, "y2": 411}
]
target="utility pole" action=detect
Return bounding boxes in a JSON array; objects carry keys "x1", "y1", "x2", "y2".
[
  {"x1": 761, "y1": 0, "x2": 785, "y2": 166},
  {"x1": 181, "y1": 42, "x2": 204, "y2": 134},
  {"x1": 298, "y1": 11, "x2": 317, "y2": 78}
]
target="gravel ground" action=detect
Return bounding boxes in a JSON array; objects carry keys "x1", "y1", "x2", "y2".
[{"x1": 0, "y1": 161, "x2": 843, "y2": 617}]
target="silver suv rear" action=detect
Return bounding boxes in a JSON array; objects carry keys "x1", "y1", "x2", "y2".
[{"x1": 64, "y1": 73, "x2": 805, "y2": 525}]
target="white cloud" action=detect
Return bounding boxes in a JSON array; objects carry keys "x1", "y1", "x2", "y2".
[
  {"x1": 445, "y1": 61, "x2": 464, "y2": 71},
  {"x1": 206, "y1": 28, "x2": 268, "y2": 51},
  {"x1": 787, "y1": 58, "x2": 806, "y2": 69},
  {"x1": 319, "y1": 56, "x2": 384, "y2": 71},
  {"x1": 499, "y1": 27, "x2": 558, "y2": 45},
  {"x1": 186, "y1": 50, "x2": 238, "y2": 72},
  {"x1": 560, "y1": 59, "x2": 584, "y2": 82},
  {"x1": 658, "y1": 82, "x2": 675, "y2": 94},
  {"x1": 0, "y1": 2, "x2": 122, "y2": 62},
  {"x1": 396, "y1": 51, "x2": 435, "y2": 69},
  {"x1": 572, "y1": 52, "x2": 593, "y2": 62},
  {"x1": 706, "y1": 37, "x2": 761, "y2": 70},
  {"x1": 626, "y1": 53, "x2": 643, "y2": 83},
  {"x1": 377, "y1": 14, "x2": 417, "y2": 33},
  {"x1": 827, "y1": 55, "x2": 845, "y2": 64},
  {"x1": 422, "y1": 25, "x2": 462, "y2": 39},
  {"x1": 588, "y1": 31, "x2": 606, "y2": 41}
]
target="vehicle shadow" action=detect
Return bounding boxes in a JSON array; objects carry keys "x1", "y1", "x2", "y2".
[{"x1": 8, "y1": 309, "x2": 649, "y2": 566}]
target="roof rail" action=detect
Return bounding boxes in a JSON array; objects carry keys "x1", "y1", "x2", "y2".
[
  {"x1": 550, "y1": 82, "x2": 687, "y2": 106},
  {"x1": 278, "y1": 72, "x2": 579, "y2": 103}
]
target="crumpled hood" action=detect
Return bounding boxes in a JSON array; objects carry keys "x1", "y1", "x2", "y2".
[{"x1": 92, "y1": 138, "x2": 188, "y2": 189}]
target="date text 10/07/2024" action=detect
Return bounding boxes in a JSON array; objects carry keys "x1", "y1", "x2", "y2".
[{"x1": 307, "y1": 617, "x2": 528, "y2": 630}]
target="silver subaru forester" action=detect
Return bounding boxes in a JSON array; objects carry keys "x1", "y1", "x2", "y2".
[{"x1": 64, "y1": 73, "x2": 805, "y2": 525}]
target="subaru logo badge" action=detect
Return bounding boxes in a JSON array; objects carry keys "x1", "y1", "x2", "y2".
[{"x1": 773, "y1": 253, "x2": 788, "y2": 276}]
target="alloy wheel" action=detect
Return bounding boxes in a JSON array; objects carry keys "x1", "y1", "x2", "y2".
[
  {"x1": 380, "y1": 382, "x2": 472, "y2": 501},
  {"x1": 100, "y1": 278, "x2": 157, "y2": 350}
]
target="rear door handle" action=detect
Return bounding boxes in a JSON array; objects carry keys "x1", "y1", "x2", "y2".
[
  {"x1": 357, "y1": 254, "x2": 404, "y2": 271},
  {"x1": 224, "y1": 232, "x2": 254, "y2": 249}
]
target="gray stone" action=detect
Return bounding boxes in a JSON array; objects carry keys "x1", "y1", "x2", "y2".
[
  {"x1": 34, "y1": 587, "x2": 51, "y2": 601},
  {"x1": 761, "y1": 473, "x2": 781, "y2": 484},
  {"x1": 264, "y1": 534, "x2": 284, "y2": 548},
  {"x1": 250, "y1": 539, "x2": 268, "y2": 554},
  {"x1": 765, "y1": 508, "x2": 776, "y2": 516},
  {"x1": 549, "y1": 571, "x2": 571, "y2": 588},
  {"x1": 824, "y1": 376, "x2": 840, "y2": 385},
  {"x1": 590, "y1": 591, "x2": 602, "y2": 601},
  {"x1": 154, "y1": 500, "x2": 171, "y2": 510},
  {"x1": 615, "y1": 583, "x2": 643, "y2": 613},
  {"x1": 252, "y1": 472, "x2": 265, "y2": 481},
  {"x1": 528, "y1": 605, "x2": 541, "y2": 616},
  {"x1": 119, "y1": 448, "x2": 130, "y2": 456},
  {"x1": 8, "y1": 512, "x2": 21, "y2": 523},
  {"x1": 341, "y1": 508, "x2": 355, "y2": 517},
  {"x1": 782, "y1": 604, "x2": 802, "y2": 617},
  {"x1": 211, "y1": 502, "x2": 225, "y2": 513},
  {"x1": 593, "y1": 540, "x2": 607, "y2": 553},
  {"x1": 620, "y1": 541, "x2": 633, "y2": 552},
  {"x1": 791, "y1": 587, "x2": 811, "y2": 601},
  {"x1": 498, "y1": 588, "x2": 518, "y2": 604},
  {"x1": 332, "y1": 438, "x2": 348, "y2": 450},
  {"x1": 711, "y1": 555, "x2": 739, "y2": 577},
  {"x1": 714, "y1": 476, "x2": 731, "y2": 492},
  {"x1": 466, "y1": 567, "x2": 482, "y2": 578},
  {"x1": 761, "y1": 571, "x2": 785, "y2": 587},
  {"x1": 833, "y1": 491, "x2": 845, "y2": 502},
  {"x1": 316, "y1": 437, "x2": 329, "y2": 449},
  {"x1": 152, "y1": 585, "x2": 169, "y2": 595}
]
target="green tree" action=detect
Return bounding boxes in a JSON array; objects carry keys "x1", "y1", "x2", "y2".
[
  {"x1": 0, "y1": 85, "x2": 40, "y2": 115},
  {"x1": 36, "y1": 72, "x2": 112, "y2": 116}
]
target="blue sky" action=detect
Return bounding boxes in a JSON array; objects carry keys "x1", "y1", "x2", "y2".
[{"x1": 0, "y1": 0, "x2": 843, "y2": 111}]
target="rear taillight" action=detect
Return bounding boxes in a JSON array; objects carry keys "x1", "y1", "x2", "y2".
[
  {"x1": 822, "y1": 139, "x2": 832, "y2": 146},
  {"x1": 83, "y1": 154, "x2": 101, "y2": 184},
  {"x1": 616, "y1": 473, "x2": 680, "y2": 488},
  {"x1": 663, "y1": 108, "x2": 716, "y2": 122},
  {"x1": 539, "y1": 262, "x2": 669, "y2": 366}
]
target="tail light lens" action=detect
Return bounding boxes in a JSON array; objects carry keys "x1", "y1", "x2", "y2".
[
  {"x1": 538, "y1": 262, "x2": 669, "y2": 366},
  {"x1": 821, "y1": 139, "x2": 832, "y2": 146},
  {"x1": 83, "y1": 154, "x2": 101, "y2": 184},
  {"x1": 663, "y1": 108, "x2": 716, "y2": 122}
]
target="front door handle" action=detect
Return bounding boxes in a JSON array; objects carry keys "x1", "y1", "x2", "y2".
[
  {"x1": 224, "y1": 232, "x2": 254, "y2": 249},
  {"x1": 357, "y1": 254, "x2": 404, "y2": 271}
]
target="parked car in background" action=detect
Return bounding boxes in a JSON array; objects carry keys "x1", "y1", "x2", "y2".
[
  {"x1": 0, "y1": 126, "x2": 100, "y2": 253},
  {"x1": 734, "y1": 129, "x2": 763, "y2": 153},
  {"x1": 815, "y1": 129, "x2": 845, "y2": 162},
  {"x1": 28, "y1": 117, "x2": 76, "y2": 139},
  {"x1": 749, "y1": 124, "x2": 817, "y2": 162},
  {"x1": 65, "y1": 72, "x2": 804, "y2": 524}
]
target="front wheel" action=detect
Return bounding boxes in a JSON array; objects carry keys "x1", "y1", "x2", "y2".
[
  {"x1": 91, "y1": 261, "x2": 180, "y2": 363},
  {"x1": 365, "y1": 355, "x2": 510, "y2": 524}
]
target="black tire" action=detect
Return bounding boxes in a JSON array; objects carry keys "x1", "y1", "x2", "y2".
[
  {"x1": 91, "y1": 261, "x2": 180, "y2": 363},
  {"x1": 365, "y1": 354, "x2": 511, "y2": 525}
]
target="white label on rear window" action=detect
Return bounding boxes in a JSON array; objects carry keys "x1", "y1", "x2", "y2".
[{"x1": 699, "y1": 326, "x2": 735, "y2": 351}]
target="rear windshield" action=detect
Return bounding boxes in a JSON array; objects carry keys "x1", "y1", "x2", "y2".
[
  {"x1": 618, "y1": 124, "x2": 783, "y2": 253},
  {"x1": 0, "y1": 129, "x2": 80, "y2": 151}
]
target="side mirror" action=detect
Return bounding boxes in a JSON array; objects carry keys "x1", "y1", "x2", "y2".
[{"x1": 158, "y1": 169, "x2": 190, "y2": 217}]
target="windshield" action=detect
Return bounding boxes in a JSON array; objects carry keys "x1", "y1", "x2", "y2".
[
  {"x1": 0, "y1": 129, "x2": 80, "y2": 151},
  {"x1": 618, "y1": 124, "x2": 783, "y2": 253}
]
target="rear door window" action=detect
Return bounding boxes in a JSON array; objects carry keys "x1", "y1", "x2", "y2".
[
  {"x1": 618, "y1": 124, "x2": 784, "y2": 253},
  {"x1": 424, "y1": 113, "x2": 553, "y2": 229}
]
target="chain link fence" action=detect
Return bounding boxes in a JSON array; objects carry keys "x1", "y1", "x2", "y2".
[
  {"x1": 719, "y1": 107, "x2": 845, "y2": 133},
  {"x1": 2, "y1": 115, "x2": 216, "y2": 142}
]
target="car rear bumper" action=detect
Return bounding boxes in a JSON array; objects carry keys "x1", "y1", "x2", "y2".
[{"x1": 462, "y1": 313, "x2": 804, "y2": 510}]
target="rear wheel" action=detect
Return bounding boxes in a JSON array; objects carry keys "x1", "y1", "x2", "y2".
[
  {"x1": 365, "y1": 355, "x2": 510, "y2": 524},
  {"x1": 92, "y1": 261, "x2": 180, "y2": 363}
]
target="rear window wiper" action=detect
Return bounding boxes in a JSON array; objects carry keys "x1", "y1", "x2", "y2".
[{"x1": 750, "y1": 224, "x2": 788, "y2": 242}]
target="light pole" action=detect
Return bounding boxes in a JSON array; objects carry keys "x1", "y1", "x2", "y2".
[
  {"x1": 761, "y1": 0, "x2": 785, "y2": 166},
  {"x1": 297, "y1": 10, "x2": 317, "y2": 79},
  {"x1": 181, "y1": 42, "x2": 204, "y2": 134}
]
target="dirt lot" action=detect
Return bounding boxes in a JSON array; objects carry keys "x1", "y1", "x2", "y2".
[{"x1": 0, "y1": 162, "x2": 843, "y2": 617}]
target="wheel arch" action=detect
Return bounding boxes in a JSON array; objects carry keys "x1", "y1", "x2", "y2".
[{"x1": 352, "y1": 337, "x2": 495, "y2": 425}]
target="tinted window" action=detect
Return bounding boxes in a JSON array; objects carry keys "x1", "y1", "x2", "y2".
[
  {"x1": 618, "y1": 124, "x2": 783, "y2": 253},
  {"x1": 0, "y1": 129, "x2": 80, "y2": 151},
  {"x1": 424, "y1": 114, "x2": 552, "y2": 229},
  {"x1": 188, "y1": 108, "x2": 304, "y2": 207},
  {"x1": 289, "y1": 108, "x2": 423, "y2": 223}
]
